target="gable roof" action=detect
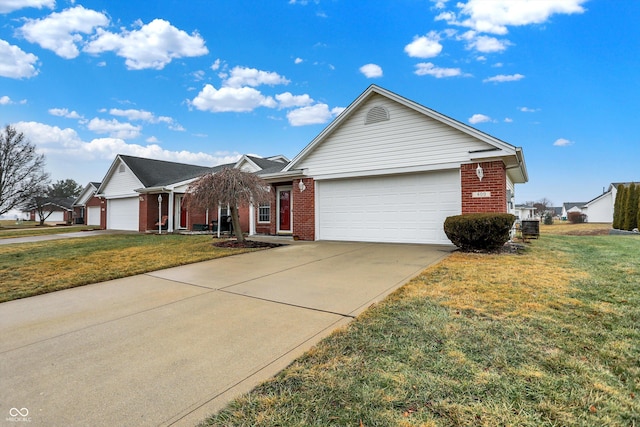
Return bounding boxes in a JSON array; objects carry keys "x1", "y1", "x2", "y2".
[
  {"x1": 73, "y1": 182, "x2": 101, "y2": 206},
  {"x1": 118, "y1": 155, "x2": 214, "y2": 188},
  {"x1": 283, "y1": 84, "x2": 528, "y2": 183},
  {"x1": 563, "y1": 202, "x2": 587, "y2": 211}
]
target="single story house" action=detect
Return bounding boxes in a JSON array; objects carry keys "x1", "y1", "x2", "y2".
[
  {"x1": 581, "y1": 182, "x2": 639, "y2": 223},
  {"x1": 514, "y1": 204, "x2": 537, "y2": 220},
  {"x1": 256, "y1": 85, "x2": 527, "y2": 244},
  {"x1": 72, "y1": 182, "x2": 102, "y2": 225},
  {"x1": 26, "y1": 198, "x2": 74, "y2": 224},
  {"x1": 561, "y1": 202, "x2": 587, "y2": 221},
  {"x1": 95, "y1": 154, "x2": 288, "y2": 233},
  {"x1": 95, "y1": 85, "x2": 528, "y2": 244}
]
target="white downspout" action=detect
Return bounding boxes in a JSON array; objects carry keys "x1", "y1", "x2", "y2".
[{"x1": 168, "y1": 191, "x2": 174, "y2": 232}]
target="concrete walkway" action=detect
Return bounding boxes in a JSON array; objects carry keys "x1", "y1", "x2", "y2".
[
  {"x1": 0, "y1": 229, "x2": 132, "y2": 245},
  {"x1": 0, "y1": 240, "x2": 453, "y2": 426}
]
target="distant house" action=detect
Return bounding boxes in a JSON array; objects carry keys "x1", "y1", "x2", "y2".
[
  {"x1": 561, "y1": 202, "x2": 587, "y2": 220},
  {"x1": 514, "y1": 204, "x2": 536, "y2": 220},
  {"x1": 72, "y1": 182, "x2": 102, "y2": 226},
  {"x1": 582, "y1": 182, "x2": 640, "y2": 223},
  {"x1": 27, "y1": 198, "x2": 75, "y2": 224}
]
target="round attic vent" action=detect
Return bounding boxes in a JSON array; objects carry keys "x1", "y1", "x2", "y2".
[{"x1": 364, "y1": 105, "x2": 389, "y2": 125}]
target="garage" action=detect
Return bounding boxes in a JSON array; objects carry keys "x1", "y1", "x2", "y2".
[
  {"x1": 87, "y1": 206, "x2": 101, "y2": 226},
  {"x1": 107, "y1": 197, "x2": 139, "y2": 231},
  {"x1": 45, "y1": 211, "x2": 65, "y2": 223},
  {"x1": 316, "y1": 170, "x2": 461, "y2": 244}
]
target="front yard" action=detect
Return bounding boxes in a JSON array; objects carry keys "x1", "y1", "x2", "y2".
[
  {"x1": 203, "y1": 225, "x2": 639, "y2": 426},
  {"x1": 0, "y1": 234, "x2": 254, "y2": 303}
]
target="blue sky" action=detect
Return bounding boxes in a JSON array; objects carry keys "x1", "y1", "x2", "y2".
[{"x1": 1, "y1": 0, "x2": 638, "y2": 207}]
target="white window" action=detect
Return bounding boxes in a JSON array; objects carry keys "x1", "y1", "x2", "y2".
[{"x1": 258, "y1": 204, "x2": 270, "y2": 222}]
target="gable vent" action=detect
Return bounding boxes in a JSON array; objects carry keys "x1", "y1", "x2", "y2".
[{"x1": 364, "y1": 105, "x2": 389, "y2": 125}]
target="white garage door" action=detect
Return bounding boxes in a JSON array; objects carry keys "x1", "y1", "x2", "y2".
[
  {"x1": 87, "y1": 206, "x2": 101, "y2": 226},
  {"x1": 316, "y1": 170, "x2": 460, "y2": 244},
  {"x1": 107, "y1": 198, "x2": 139, "y2": 231},
  {"x1": 45, "y1": 211, "x2": 64, "y2": 223}
]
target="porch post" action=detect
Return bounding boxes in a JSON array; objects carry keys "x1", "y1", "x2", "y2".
[
  {"x1": 249, "y1": 203, "x2": 255, "y2": 236},
  {"x1": 168, "y1": 191, "x2": 174, "y2": 232}
]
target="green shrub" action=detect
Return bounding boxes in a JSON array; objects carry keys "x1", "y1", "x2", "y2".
[
  {"x1": 613, "y1": 185, "x2": 626, "y2": 229},
  {"x1": 444, "y1": 213, "x2": 516, "y2": 251},
  {"x1": 543, "y1": 212, "x2": 554, "y2": 225}
]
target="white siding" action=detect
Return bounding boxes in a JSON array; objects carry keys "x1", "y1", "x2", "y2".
[
  {"x1": 316, "y1": 170, "x2": 460, "y2": 244},
  {"x1": 584, "y1": 193, "x2": 613, "y2": 223},
  {"x1": 297, "y1": 94, "x2": 499, "y2": 177},
  {"x1": 44, "y1": 211, "x2": 65, "y2": 223},
  {"x1": 101, "y1": 160, "x2": 143, "y2": 197}
]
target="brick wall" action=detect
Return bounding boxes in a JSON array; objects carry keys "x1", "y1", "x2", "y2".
[
  {"x1": 255, "y1": 187, "x2": 278, "y2": 235},
  {"x1": 292, "y1": 178, "x2": 315, "y2": 240},
  {"x1": 461, "y1": 161, "x2": 507, "y2": 213},
  {"x1": 100, "y1": 198, "x2": 107, "y2": 229}
]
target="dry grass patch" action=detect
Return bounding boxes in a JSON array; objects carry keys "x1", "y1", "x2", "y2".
[
  {"x1": 540, "y1": 222, "x2": 611, "y2": 236},
  {"x1": 404, "y1": 246, "x2": 588, "y2": 319}
]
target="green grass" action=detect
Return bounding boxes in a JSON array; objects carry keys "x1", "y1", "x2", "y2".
[
  {"x1": 202, "y1": 234, "x2": 640, "y2": 426},
  {"x1": 0, "y1": 234, "x2": 254, "y2": 302}
]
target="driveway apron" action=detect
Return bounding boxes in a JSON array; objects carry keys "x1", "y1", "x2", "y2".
[{"x1": 0, "y1": 241, "x2": 452, "y2": 426}]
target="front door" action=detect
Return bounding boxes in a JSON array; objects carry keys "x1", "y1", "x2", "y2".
[{"x1": 278, "y1": 188, "x2": 291, "y2": 232}]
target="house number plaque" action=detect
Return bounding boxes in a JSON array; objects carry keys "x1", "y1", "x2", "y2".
[{"x1": 472, "y1": 191, "x2": 491, "y2": 198}]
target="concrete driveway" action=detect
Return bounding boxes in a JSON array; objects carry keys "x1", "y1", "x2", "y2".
[{"x1": 0, "y1": 240, "x2": 452, "y2": 426}]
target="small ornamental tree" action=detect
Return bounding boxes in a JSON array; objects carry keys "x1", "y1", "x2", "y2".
[{"x1": 185, "y1": 167, "x2": 271, "y2": 243}]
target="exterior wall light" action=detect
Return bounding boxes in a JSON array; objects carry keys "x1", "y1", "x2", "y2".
[{"x1": 476, "y1": 163, "x2": 484, "y2": 181}]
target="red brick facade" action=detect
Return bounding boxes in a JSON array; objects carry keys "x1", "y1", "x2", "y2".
[
  {"x1": 292, "y1": 178, "x2": 315, "y2": 240},
  {"x1": 461, "y1": 161, "x2": 507, "y2": 214}
]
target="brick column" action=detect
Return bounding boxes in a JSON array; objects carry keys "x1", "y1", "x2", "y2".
[
  {"x1": 292, "y1": 178, "x2": 315, "y2": 240},
  {"x1": 461, "y1": 161, "x2": 507, "y2": 213}
]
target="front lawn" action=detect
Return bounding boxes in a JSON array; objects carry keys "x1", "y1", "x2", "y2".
[
  {"x1": 203, "y1": 230, "x2": 639, "y2": 426},
  {"x1": 0, "y1": 221, "x2": 101, "y2": 238},
  {"x1": 0, "y1": 234, "x2": 254, "y2": 303}
]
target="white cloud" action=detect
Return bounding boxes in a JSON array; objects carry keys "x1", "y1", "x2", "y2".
[
  {"x1": 286, "y1": 104, "x2": 343, "y2": 126},
  {"x1": 190, "y1": 84, "x2": 277, "y2": 113},
  {"x1": 275, "y1": 92, "x2": 314, "y2": 109},
  {"x1": 20, "y1": 6, "x2": 109, "y2": 59},
  {"x1": 108, "y1": 108, "x2": 156, "y2": 122},
  {"x1": 404, "y1": 31, "x2": 443, "y2": 58},
  {"x1": 0, "y1": 96, "x2": 10, "y2": 105},
  {"x1": 49, "y1": 108, "x2": 83, "y2": 119},
  {"x1": 442, "y1": 0, "x2": 587, "y2": 35},
  {"x1": 12, "y1": 121, "x2": 83, "y2": 148},
  {"x1": 0, "y1": 39, "x2": 39, "y2": 78},
  {"x1": 223, "y1": 66, "x2": 290, "y2": 88},
  {"x1": 519, "y1": 106, "x2": 539, "y2": 112},
  {"x1": 469, "y1": 114, "x2": 493, "y2": 124},
  {"x1": 483, "y1": 73, "x2": 525, "y2": 83},
  {"x1": 85, "y1": 19, "x2": 208, "y2": 70},
  {"x1": 553, "y1": 138, "x2": 573, "y2": 147},
  {"x1": 294, "y1": 57, "x2": 303, "y2": 64},
  {"x1": 86, "y1": 118, "x2": 141, "y2": 139},
  {"x1": 467, "y1": 35, "x2": 510, "y2": 53},
  {"x1": 504, "y1": 117, "x2": 513, "y2": 123},
  {"x1": 414, "y1": 62, "x2": 463, "y2": 78},
  {"x1": 359, "y1": 63, "x2": 383, "y2": 78},
  {"x1": 0, "y1": 0, "x2": 54, "y2": 14}
]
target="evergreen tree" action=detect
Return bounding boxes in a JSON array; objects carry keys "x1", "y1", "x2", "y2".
[
  {"x1": 628, "y1": 183, "x2": 639, "y2": 230},
  {"x1": 612, "y1": 184, "x2": 625, "y2": 229},
  {"x1": 623, "y1": 183, "x2": 636, "y2": 231}
]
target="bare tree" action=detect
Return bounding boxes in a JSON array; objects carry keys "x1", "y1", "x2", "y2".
[
  {"x1": 0, "y1": 125, "x2": 50, "y2": 216},
  {"x1": 533, "y1": 197, "x2": 553, "y2": 217},
  {"x1": 185, "y1": 167, "x2": 271, "y2": 243}
]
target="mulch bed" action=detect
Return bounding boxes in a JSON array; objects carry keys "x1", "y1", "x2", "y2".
[{"x1": 212, "y1": 239, "x2": 286, "y2": 249}]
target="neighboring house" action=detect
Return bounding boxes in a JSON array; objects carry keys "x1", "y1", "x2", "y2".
[
  {"x1": 72, "y1": 182, "x2": 102, "y2": 226},
  {"x1": 582, "y1": 182, "x2": 639, "y2": 223},
  {"x1": 514, "y1": 204, "x2": 536, "y2": 220},
  {"x1": 96, "y1": 154, "x2": 288, "y2": 233},
  {"x1": 27, "y1": 198, "x2": 74, "y2": 224},
  {"x1": 257, "y1": 85, "x2": 528, "y2": 244},
  {"x1": 561, "y1": 202, "x2": 587, "y2": 220},
  {"x1": 94, "y1": 85, "x2": 528, "y2": 244}
]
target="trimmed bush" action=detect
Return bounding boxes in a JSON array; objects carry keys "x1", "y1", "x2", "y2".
[
  {"x1": 612, "y1": 184, "x2": 625, "y2": 229},
  {"x1": 444, "y1": 213, "x2": 516, "y2": 251}
]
